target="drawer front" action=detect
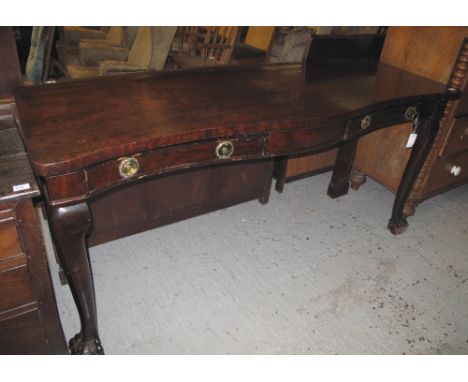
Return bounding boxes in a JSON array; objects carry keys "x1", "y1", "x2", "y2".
[
  {"x1": 425, "y1": 150, "x2": 468, "y2": 195},
  {"x1": 440, "y1": 116, "x2": 468, "y2": 158},
  {"x1": 0, "y1": 309, "x2": 48, "y2": 354},
  {"x1": 86, "y1": 135, "x2": 267, "y2": 193},
  {"x1": 346, "y1": 104, "x2": 430, "y2": 140},
  {"x1": 269, "y1": 125, "x2": 343, "y2": 156},
  {"x1": 0, "y1": 219, "x2": 22, "y2": 263},
  {"x1": 0, "y1": 265, "x2": 36, "y2": 312}
]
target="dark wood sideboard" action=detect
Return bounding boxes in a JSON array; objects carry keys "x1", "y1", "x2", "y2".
[{"x1": 13, "y1": 38, "x2": 458, "y2": 355}]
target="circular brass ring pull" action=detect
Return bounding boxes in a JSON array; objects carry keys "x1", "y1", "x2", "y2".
[
  {"x1": 215, "y1": 140, "x2": 234, "y2": 159},
  {"x1": 119, "y1": 157, "x2": 139, "y2": 178},
  {"x1": 361, "y1": 115, "x2": 372, "y2": 130},
  {"x1": 404, "y1": 107, "x2": 419, "y2": 122}
]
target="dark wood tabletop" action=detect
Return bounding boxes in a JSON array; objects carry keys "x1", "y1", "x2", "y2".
[{"x1": 14, "y1": 63, "x2": 448, "y2": 177}]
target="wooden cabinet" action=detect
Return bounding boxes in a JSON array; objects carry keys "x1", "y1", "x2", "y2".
[
  {"x1": 0, "y1": 107, "x2": 67, "y2": 354},
  {"x1": 0, "y1": 199, "x2": 66, "y2": 354},
  {"x1": 0, "y1": 26, "x2": 66, "y2": 354},
  {"x1": 276, "y1": 27, "x2": 468, "y2": 215}
]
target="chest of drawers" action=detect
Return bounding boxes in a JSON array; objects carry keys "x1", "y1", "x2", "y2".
[{"x1": 0, "y1": 108, "x2": 66, "y2": 354}]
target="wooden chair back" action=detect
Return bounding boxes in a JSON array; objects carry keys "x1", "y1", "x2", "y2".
[
  {"x1": 172, "y1": 26, "x2": 240, "y2": 66},
  {"x1": 173, "y1": 26, "x2": 202, "y2": 56},
  {"x1": 200, "y1": 26, "x2": 239, "y2": 65}
]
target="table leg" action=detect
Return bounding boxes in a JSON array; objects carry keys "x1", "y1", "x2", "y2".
[
  {"x1": 388, "y1": 115, "x2": 440, "y2": 235},
  {"x1": 49, "y1": 202, "x2": 104, "y2": 355},
  {"x1": 327, "y1": 139, "x2": 358, "y2": 198},
  {"x1": 274, "y1": 157, "x2": 288, "y2": 193}
]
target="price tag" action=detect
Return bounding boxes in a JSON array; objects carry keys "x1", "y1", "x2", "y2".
[
  {"x1": 406, "y1": 133, "x2": 418, "y2": 148},
  {"x1": 12, "y1": 183, "x2": 31, "y2": 192}
]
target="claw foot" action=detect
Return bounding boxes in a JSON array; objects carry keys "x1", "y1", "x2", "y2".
[
  {"x1": 69, "y1": 333, "x2": 105, "y2": 355},
  {"x1": 388, "y1": 217, "x2": 408, "y2": 235}
]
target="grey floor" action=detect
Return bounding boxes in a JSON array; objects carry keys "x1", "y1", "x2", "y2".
[{"x1": 41, "y1": 173, "x2": 468, "y2": 354}]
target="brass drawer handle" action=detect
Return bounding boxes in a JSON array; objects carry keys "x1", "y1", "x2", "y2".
[
  {"x1": 215, "y1": 140, "x2": 234, "y2": 159},
  {"x1": 119, "y1": 157, "x2": 139, "y2": 178},
  {"x1": 405, "y1": 107, "x2": 419, "y2": 122},
  {"x1": 361, "y1": 115, "x2": 372, "y2": 130}
]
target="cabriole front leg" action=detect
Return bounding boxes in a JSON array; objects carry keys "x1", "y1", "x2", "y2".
[
  {"x1": 48, "y1": 202, "x2": 104, "y2": 355},
  {"x1": 388, "y1": 116, "x2": 440, "y2": 235}
]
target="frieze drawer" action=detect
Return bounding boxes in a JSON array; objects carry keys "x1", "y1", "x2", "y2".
[
  {"x1": 345, "y1": 104, "x2": 432, "y2": 140},
  {"x1": 86, "y1": 135, "x2": 267, "y2": 193}
]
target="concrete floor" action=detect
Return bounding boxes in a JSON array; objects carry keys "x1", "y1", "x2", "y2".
[{"x1": 41, "y1": 173, "x2": 468, "y2": 354}]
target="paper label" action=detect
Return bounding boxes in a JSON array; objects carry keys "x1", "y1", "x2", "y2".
[
  {"x1": 406, "y1": 133, "x2": 418, "y2": 148},
  {"x1": 13, "y1": 183, "x2": 31, "y2": 192}
]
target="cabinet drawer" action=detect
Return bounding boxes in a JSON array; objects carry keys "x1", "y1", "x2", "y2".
[
  {"x1": 0, "y1": 265, "x2": 36, "y2": 312},
  {"x1": 440, "y1": 116, "x2": 468, "y2": 158},
  {"x1": 86, "y1": 135, "x2": 267, "y2": 193},
  {"x1": 425, "y1": 150, "x2": 468, "y2": 195},
  {"x1": 0, "y1": 309, "x2": 48, "y2": 354},
  {"x1": 0, "y1": 219, "x2": 22, "y2": 262},
  {"x1": 345, "y1": 102, "x2": 436, "y2": 140}
]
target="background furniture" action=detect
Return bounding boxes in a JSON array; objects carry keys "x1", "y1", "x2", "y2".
[
  {"x1": 59, "y1": 26, "x2": 114, "y2": 45},
  {"x1": 12, "y1": 27, "x2": 33, "y2": 74},
  {"x1": 350, "y1": 27, "x2": 468, "y2": 216},
  {"x1": 274, "y1": 33, "x2": 386, "y2": 191},
  {"x1": 0, "y1": 28, "x2": 22, "y2": 96},
  {"x1": 275, "y1": 27, "x2": 468, "y2": 216},
  {"x1": 172, "y1": 26, "x2": 240, "y2": 68},
  {"x1": 56, "y1": 26, "x2": 128, "y2": 65},
  {"x1": 0, "y1": 103, "x2": 67, "y2": 354},
  {"x1": 25, "y1": 26, "x2": 58, "y2": 85},
  {"x1": 244, "y1": 27, "x2": 276, "y2": 51},
  {"x1": 0, "y1": 27, "x2": 66, "y2": 354},
  {"x1": 65, "y1": 27, "x2": 177, "y2": 79},
  {"x1": 231, "y1": 26, "x2": 276, "y2": 64}
]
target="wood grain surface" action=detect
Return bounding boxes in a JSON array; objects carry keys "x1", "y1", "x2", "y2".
[{"x1": 14, "y1": 63, "x2": 448, "y2": 177}]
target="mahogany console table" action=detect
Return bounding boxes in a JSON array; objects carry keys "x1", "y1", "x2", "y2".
[{"x1": 13, "y1": 59, "x2": 457, "y2": 354}]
